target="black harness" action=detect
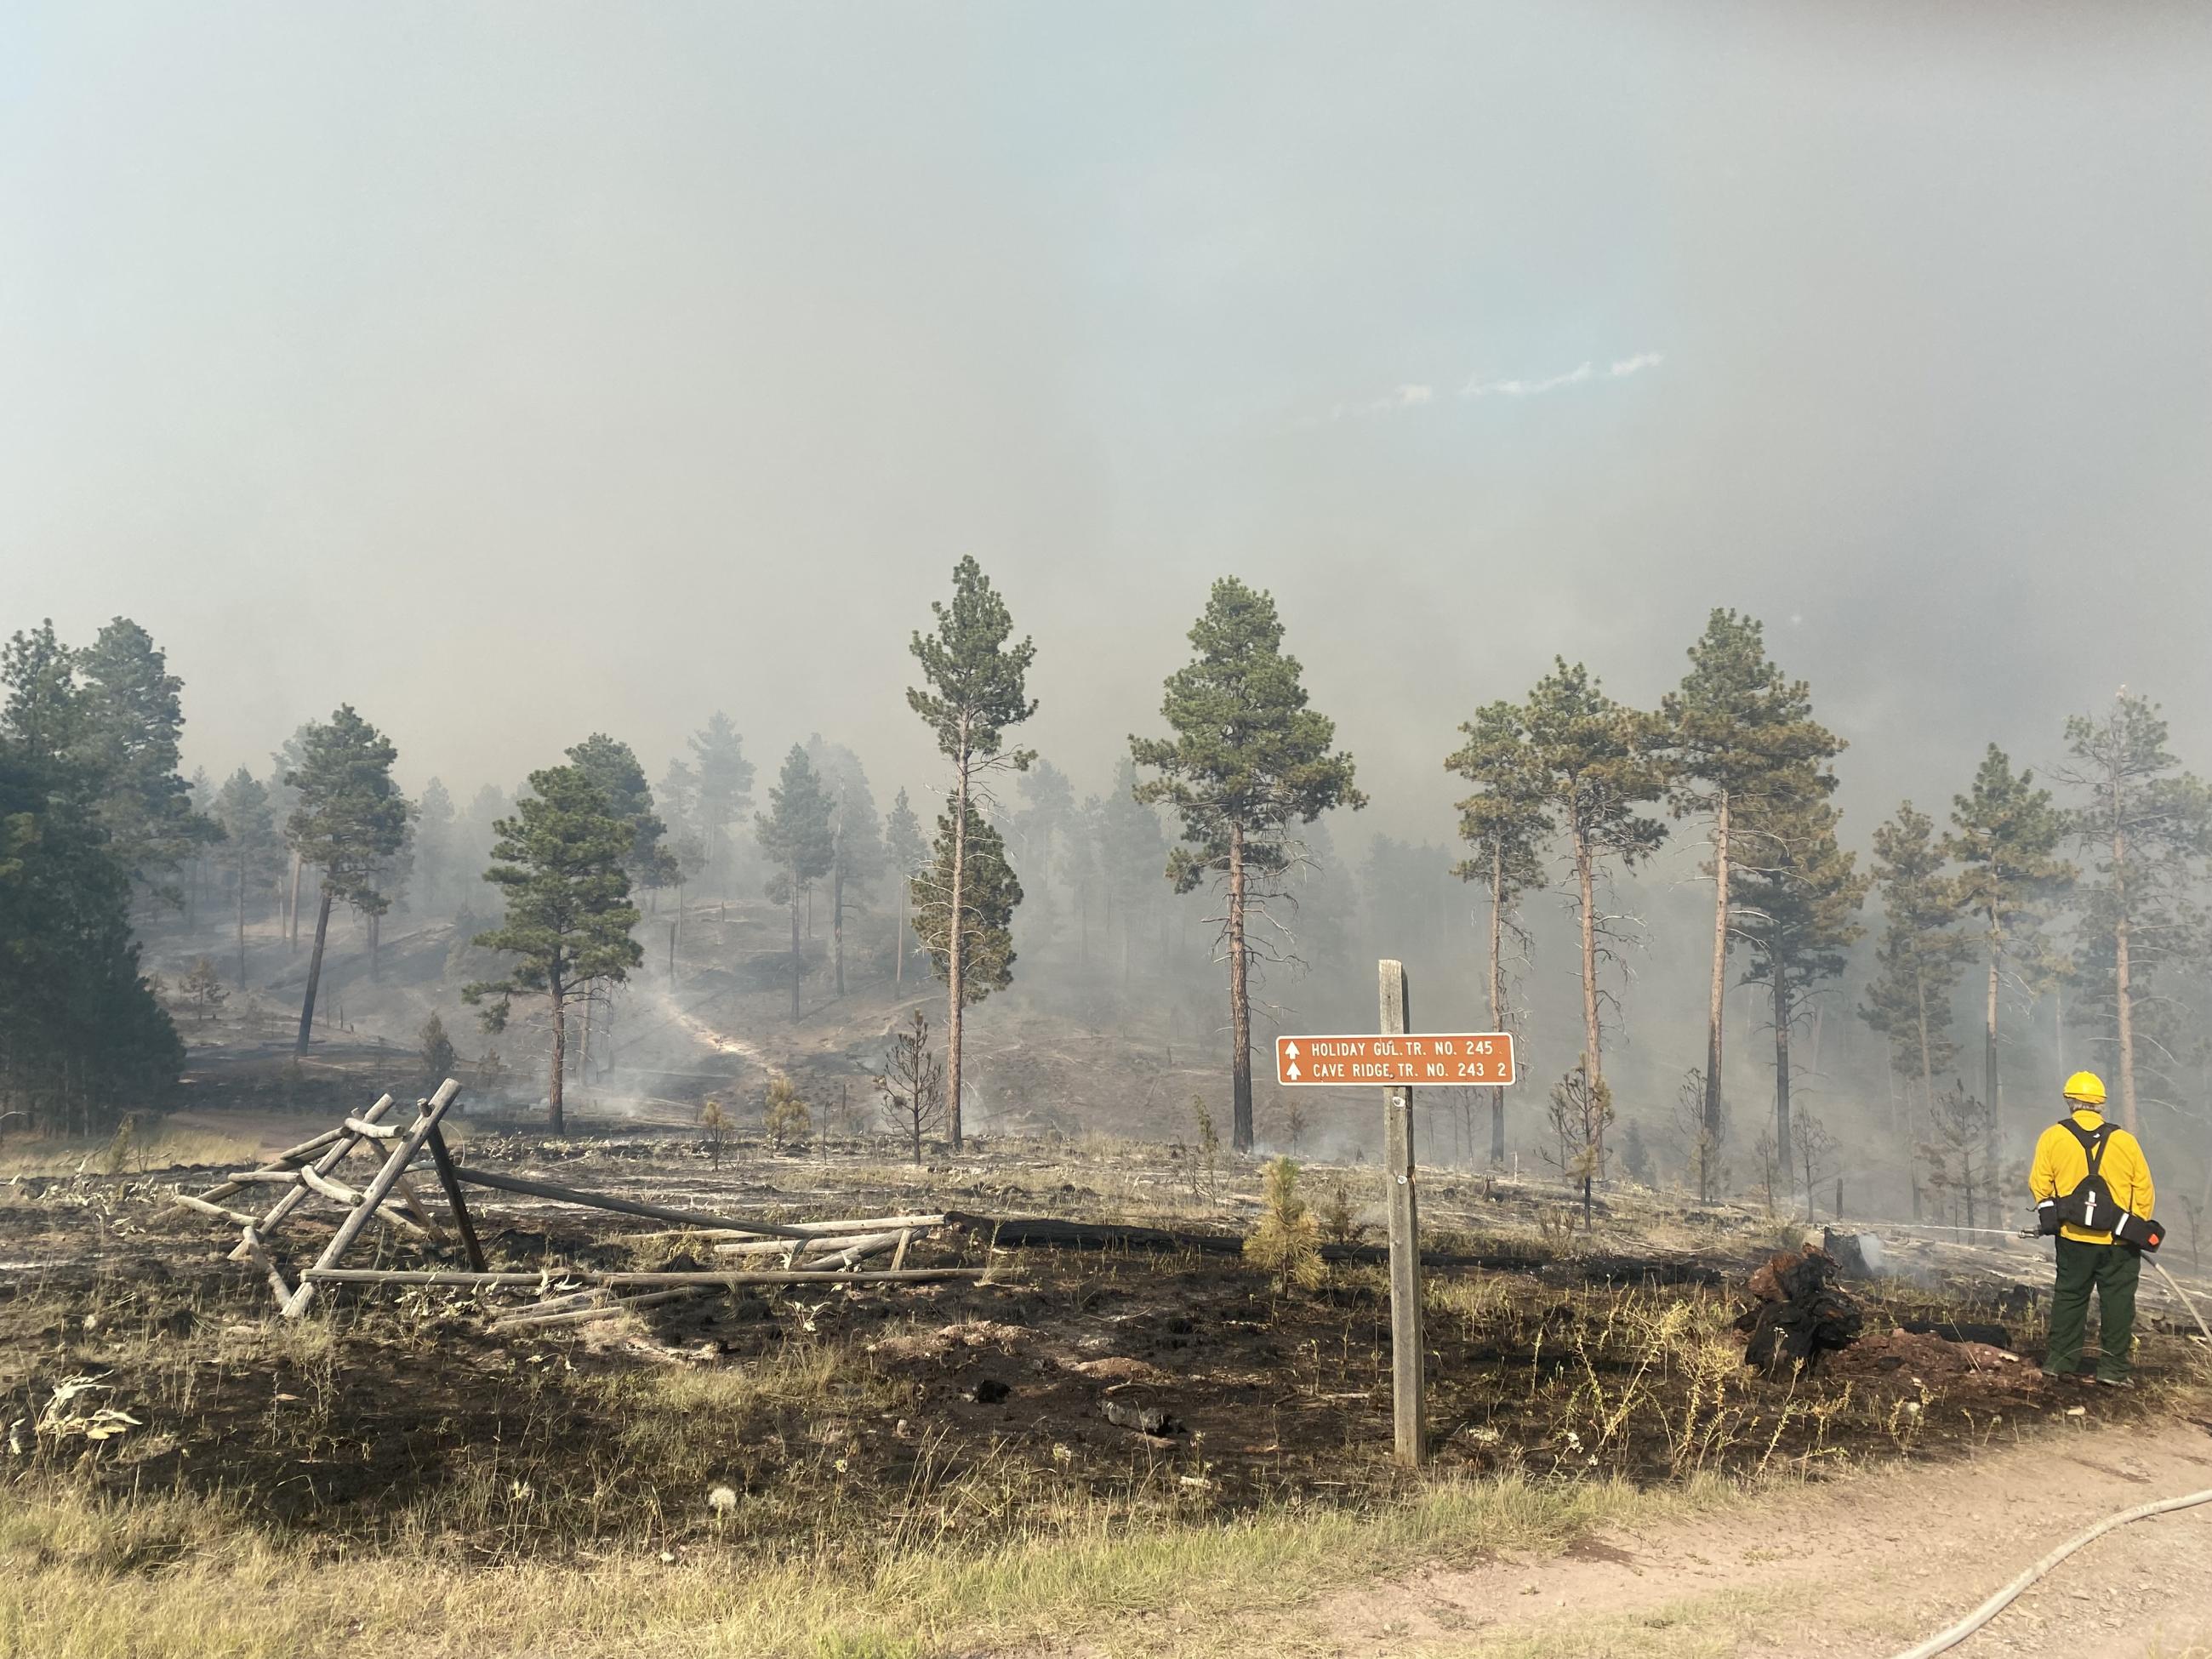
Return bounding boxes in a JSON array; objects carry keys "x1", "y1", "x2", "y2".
[{"x1": 2037, "y1": 1117, "x2": 2164, "y2": 1251}]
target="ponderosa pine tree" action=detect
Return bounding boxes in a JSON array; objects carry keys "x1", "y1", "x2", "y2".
[
  {"x1": 284, "y1": 706, "x2": 409, "y2": 1058},
  {"x1": 687, "y1": 713, "x2": 755, "y2": 896},
  {"x1": 0, "y1": 625, "x2": 183, "y2": 1134},
  {"x1": 1947, "y1": 744, "x2": 2072, "y2": 1159},
  {"x1": 755, "y1": 744, "x2": 835, "y2": 1018},
  {"x1": 464, "y1": 765, "x2": 641, "y2": 1134},
  {"x1": 1734, "y1": 784, "x2": 1867, "y2": 1202},
  {"x1": 1447, "y1": 698, "x2": 1552, "y2": 1166},
  {"x1": 413, "y1": 778, "x2": 455, "y2": 915},
  {"x1": 1859, "y1": 802, "x2": 1969, "y2": 1201},
  {"x1": 1520, "y1": 659, "x2": 1666, "y2": 1166},
  {"x1": 884, "y1": 787, "x2": 927, "y2": 989},
  {"x1": 567, "y1": 733, "x2": 676, "y2": 895},
  {"x1": 1132, "y1": 579, "x2": 1363, "y2": 1154},
  {"x1": 1099, "y1": 757, "x2": 1169, "y2": 987},
  {"x1": 806, "y1": 737, "x2": 882, "y2": 998},
  {"x1": 212, "y1": 767, "x2": 279, "y2": 990},
  {"x1": 1658, "y1": 610, "x2": 1843, "y2": 1168},
  {"x1": 911, "y1": 796, "x2": 1023, "y2": 1027},
  {"x1": 74, "y1": 617, "x2": 212, "y2": 908},
  {"x1": 908, "y1": 557, "x2": 1038, "y2": 1149},
  {"x1": 2054, "y1": 693, "x2": 2212, "y2": 1132}
]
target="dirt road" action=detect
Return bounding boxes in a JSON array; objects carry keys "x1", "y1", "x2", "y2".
[{"x1": 1313, "y1": 1417, "x2": 2212, "y2": 1658}]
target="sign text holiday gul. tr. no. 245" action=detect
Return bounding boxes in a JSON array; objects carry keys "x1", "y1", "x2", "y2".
[{"x1": 1272, "y1": 1033, "x2": 1517, "y2": 1088}]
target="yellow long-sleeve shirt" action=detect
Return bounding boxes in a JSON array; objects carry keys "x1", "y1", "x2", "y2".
[{"x1": 2029, "y1": 1109, "x2": 2155, "y2": 1245}]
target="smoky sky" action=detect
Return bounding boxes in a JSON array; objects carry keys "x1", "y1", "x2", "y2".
[{"x1": 5, "y1": 2, "x2": 2209, "y2": 853}]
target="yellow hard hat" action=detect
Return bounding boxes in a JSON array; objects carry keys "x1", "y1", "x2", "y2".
[{"x1": 2062, "y1": 1070, "x2": 2107, "y2": 1106}]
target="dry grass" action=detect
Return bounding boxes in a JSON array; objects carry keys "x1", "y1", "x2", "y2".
[
  {"x1": 0, "y1": 1121, "x2": 261, "y2": 1178},
  {"x1": 0, "y1": 1465, "x2": 1726, "y2": 1659}
]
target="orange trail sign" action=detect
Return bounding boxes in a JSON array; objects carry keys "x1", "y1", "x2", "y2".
[{"x1": 1274, "y1": 1034, "x2": 1516, "y2": 1088}]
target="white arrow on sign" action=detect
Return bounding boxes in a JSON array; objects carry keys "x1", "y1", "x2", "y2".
[
  {"x1": 1286, "y1": 1041, "x2": 1299, "y2": 1058},
  {"x1": 1287, "y1": 1062, "x2": 1302, "y2": 1080}
]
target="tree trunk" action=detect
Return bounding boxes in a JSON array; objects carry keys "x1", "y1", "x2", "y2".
[
  {"x1": 579, "y1": 990, "x2": 592, "y2": 1092},
  {"x1": 1984, "y1": 920, "x2": 2001, "y2": 1186},
  {"x1": 789, "y1": 872, "x2": 803, "y2": 1020},
  {"x1": 2112, "y1": 811, "x2": 2138, "y2": 1131},
  {"x1": 294, "y1": 887, "x2": 334, "y2": 1058},
  {"x1": 236, "y1": 848, "x2": 248, "y2": 991},
  {"x1": 548, "y1": 978, "x2": 567, "y2": 1136},
  {"x1": 947, "y1": 753, "x2": 969, "y2": 1151},
  {"x1": 368, "y1": 911, "x2": 379, "y2": 983},
  {"x1": 1913, "y1": 957, "x2": 1935, "y2": 1223},
  {"x1": 288, "y1": 852, "x2": 302, "y2": 952},
  {"x1": 895, "y1": 875, "x2": 905, "y2": 990},
  {"x1": 1227, "y1": 820, "x2": 1252, "y2": 1154},
  {"x1": 832, "y1": 842, "x2": 847, "y2": 998},
  {"x1": 1574, "y1": 824, "x2": 1604, "y2": 1177},
  {"x1": 1704, "y1": 791, "x2": 1730, "y2": 1158},
  {"x1": 1487, "y1": 841, "x2": 1507, "y2": 1166},
  {"x1": 1773, "y1": 968, "x2": 1793, "y2": 1215}
]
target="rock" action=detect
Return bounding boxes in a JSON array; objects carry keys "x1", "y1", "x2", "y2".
[{"x1": 1102, "y1": 1398, "x2": 1183, "y2": 1436}]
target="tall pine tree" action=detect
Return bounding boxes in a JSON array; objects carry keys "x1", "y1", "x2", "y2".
[
  {"x1": 1658, "y1": 610, "x2": 1843, "y2": 1168},
  {"x1": 212, "y1": 767, "x2": 279, "y2": 991},
  {"x1": 1735, "y1": 784, "x2": 1867, "y2": 1199},
  {"x1": 283, "y1": 706, "x2": 409, "y2": 1058},
  {"x1": 755, "y1": 744, "x2": 836, "y2": 1018},
  {"x1": 2054, "y1": 693, "x2": 2212, "y2": 1131},
  {"x1": 1131, "y1": 579, "x2": 1363, "y2": 1153},
  {"x1": 1447, "y1": 698, "x2": 1553, "y2": 1165},
  {"x1": 884, "y1": 786, "x2": 927, "y2": 990},
  {"x1": 1521, "y1": 658, "x2": 1667, "y2": 1170},
  {"x1": 687, "y1": 713, "x2": 755, "y2": 896},
  {"x1": 1860, "y1": 801, "x2": 1969, "y2": 1213},
  {"x1": 908, "y1": 557, "x2": 1038, "y2": 1149},
  {"x1": 464, "y1": 765, "x2": 641, "y2": 1135},
  {"x1": 1947, "y1": 744, "x2": 2072, "y2": 1158}
]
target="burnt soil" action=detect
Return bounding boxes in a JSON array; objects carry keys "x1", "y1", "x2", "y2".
[{"x1": 3, "y1": 1155, "x2": 2202, "y2": 1563}]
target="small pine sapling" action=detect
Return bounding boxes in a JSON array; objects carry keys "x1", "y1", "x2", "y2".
[
  {"x1": 762, "y1": 1075, "x2": 810, "y2": 1152},
  {"x1": 1191, "y1": 1093, "x2": 1220, "y2": 1209},
  {"x1": 1243, "y1": 1156, "x2": 1325, "y2": 1291},
  {"x1": 699, "y1": 1098, "x2": 731, "y2": 1170},
  {"x1": 419, "y1": 1012, "x2": 458, "y2": 1090},
  {"x1": 1320, "y1": 1178, "x2": 1363, "y2": 1246},
  {"x1": 182, "y1": 957, "x2": 227, "y2": 1023}
]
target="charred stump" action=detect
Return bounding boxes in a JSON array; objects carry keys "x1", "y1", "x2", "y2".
[{"x1": 1736, "y1": 1246, "x2": 1864, "y2": 1374}]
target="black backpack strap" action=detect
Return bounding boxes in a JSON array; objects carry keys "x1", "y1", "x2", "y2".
[{"x1": 2060, "y1": 1117, "x2": 2111, "y2": 1175}]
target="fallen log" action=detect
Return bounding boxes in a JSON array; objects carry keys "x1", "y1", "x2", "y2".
[
  {"x1": 447, "y1": 1167, "x2": 812, "y2": 1240},
  {"x1": 491, "y1": 1287, "x2": 704, "y2": 1331},
  {"x1": 300, "y1": 1265, "x2": 990, "y2": 1288},
  {"x1": 943, "y1": 1212, "x2": 1548, "y2": 1269}
]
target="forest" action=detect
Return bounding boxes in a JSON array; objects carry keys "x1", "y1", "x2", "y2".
[{"x1": 5, "y1": 567, "x2": 2209, "y2": 1234}]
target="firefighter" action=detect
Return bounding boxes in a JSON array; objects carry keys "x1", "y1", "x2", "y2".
[{"x1": 2029, "y1": 1070, "x2": 2157, "y2": 1387}]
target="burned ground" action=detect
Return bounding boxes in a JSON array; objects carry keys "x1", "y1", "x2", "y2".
[{"x1": 6, "y1": 1132, "x2": 2204, "y2": 1571}]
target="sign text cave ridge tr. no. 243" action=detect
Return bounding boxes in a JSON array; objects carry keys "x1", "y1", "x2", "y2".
[{"x1": 1273, "y1": 1033, "x2": 1517, "y2": 1088}]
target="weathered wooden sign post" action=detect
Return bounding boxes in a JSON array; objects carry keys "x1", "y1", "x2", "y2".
[
  {"x1": 1377, "y1": 959, "x2": 1422, "y2": 1466},
  {"x1": 1274, "y1": 985, "x2": 1517, "y2": 1468}
]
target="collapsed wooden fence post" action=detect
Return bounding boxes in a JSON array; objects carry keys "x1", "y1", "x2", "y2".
[
  {"x1": 424, "y1": 1125, "x2": 487, "y2": 1273},
  {"x1": 242, "y1": 1093, "x2": 398, "y2": 1259},
  {"x1": 282, "y1": 1081, "x2": 462, "y2": 1319},
  {"x1": 445, "y1": 1166, "x2": 813, "y2": 1240}
]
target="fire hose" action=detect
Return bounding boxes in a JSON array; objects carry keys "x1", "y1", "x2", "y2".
[
  {"x1": 1884, "y1": 1482, "x2": 2212, "y2": 1659},
  {"x1": 1885, "y1": 1250, "x2": 2212, "y2": 1658}
]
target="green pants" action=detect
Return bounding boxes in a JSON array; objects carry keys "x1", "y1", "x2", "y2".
[{"x1": 2046, "y1": 1238, "x2": 2141, "y2": 1381}]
